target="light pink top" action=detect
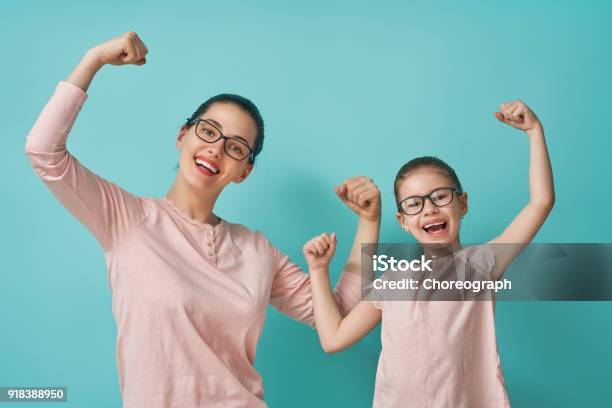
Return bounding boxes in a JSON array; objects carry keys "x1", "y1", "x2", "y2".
[
  {"x1": 25, "y1": 81, "x2": 362, "y2": 408},
  {"x1": 369, "y1": 245, "x2": 511, "y2": 408}
]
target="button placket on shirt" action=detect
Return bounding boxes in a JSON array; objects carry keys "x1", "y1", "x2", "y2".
[{"x1": 204, "y1": 229, "x2": 217, "y2": 265}]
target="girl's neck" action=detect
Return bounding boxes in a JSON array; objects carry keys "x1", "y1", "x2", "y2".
[
  {"x1": 422, "y1": 240, "x2": 463, "y2": 260},
  {"x1": 165, "y1": 177, "x2": 221, "y2": 226}
]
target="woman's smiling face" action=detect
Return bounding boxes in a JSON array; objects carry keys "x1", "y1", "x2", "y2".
[
  {"x1": 176, "y1": 102, "x2": 258, "y2": 194},
  {"x1": 396, "y1": 167, "x2": 468, "y2": 245}
]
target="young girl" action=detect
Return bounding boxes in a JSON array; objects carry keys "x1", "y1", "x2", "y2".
[
  {"x1": 303, "y1": 101, "x2": 554, "y2": 407},
  {"x1": 25, "y1": 32, "x2": 382, "y2": 407}
]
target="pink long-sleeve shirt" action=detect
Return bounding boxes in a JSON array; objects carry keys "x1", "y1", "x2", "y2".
[{"x1": 25, "y1": 81, "x2": 362, "y2": 408}]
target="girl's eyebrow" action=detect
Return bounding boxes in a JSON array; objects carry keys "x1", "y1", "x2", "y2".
[{"x1": 406, "y1": 186, "x2": 453, "y2": 198}]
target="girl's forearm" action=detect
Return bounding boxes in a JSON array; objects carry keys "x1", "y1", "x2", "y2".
[
  {"x1": 67, "y1": 49, "x2": 104, "y2": 92},
  {"x1": 526, "y1": 124, "x2": 555, "y2": 209},
  {"x1": 309, "y1": 269, "x2": 344, "y2": 352},
  {"x1": 344, "y1": 217, "x2": 380, "y2": 275}
]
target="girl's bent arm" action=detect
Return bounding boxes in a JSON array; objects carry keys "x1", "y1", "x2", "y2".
[
  {"x1": 304, "y1": 233, "x2": 381, "y2": 353},
  {"x1": 269, "y1": 178, "x2": 381, "y2": 325},
  {"x1": 491, "y1": 101, "x2": 555, "y2": 278},
  {"x1": 310, "y1": 268, "x2": 381, "y2": 353}
]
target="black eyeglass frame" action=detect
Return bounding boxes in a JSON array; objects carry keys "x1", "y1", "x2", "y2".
[
  {"x1": 397, "y1": 187, "x2": 463, "y2": 216},
  {"x1": 187, "y1": 118, "x2": 254, "y2": 162}
]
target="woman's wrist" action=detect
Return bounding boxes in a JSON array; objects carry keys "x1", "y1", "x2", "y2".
[
  {"x1": 83, "y1": 48, "x2": 105, "y2": 71},
  {"x1": 66, "y1": 49, "x2": 105, "y2": 92}
]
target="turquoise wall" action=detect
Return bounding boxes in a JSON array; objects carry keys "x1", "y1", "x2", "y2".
[{"x1": 2, "y1": 0, "x2": 611, "y2": 406}]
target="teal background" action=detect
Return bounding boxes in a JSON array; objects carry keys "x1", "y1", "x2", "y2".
[{"x1": 2, "y1": 0, "x2": 611, "y2": 407}]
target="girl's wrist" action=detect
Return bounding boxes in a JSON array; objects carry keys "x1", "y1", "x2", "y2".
[
  {"x1": 360, "y1": 214, "x2": 381, "y2": 224},
  {"x1": 309, "y1": 266, "x2": 330, "y2": 277},
  {"x1": 526, "y1": 122, "x2": 544, "y2": 138}
]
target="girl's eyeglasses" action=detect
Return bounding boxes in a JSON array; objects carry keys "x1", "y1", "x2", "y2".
[{"x1": 397, "y1": 187, "x2": 462, "y2": 215}]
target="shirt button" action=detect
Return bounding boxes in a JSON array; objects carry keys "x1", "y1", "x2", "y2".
[
  {"x1": 207, "y1": 242, "x2": 213, "y2": 246},
  {"x1": 208, "y1": 251, "x2": 214, "y2": 256}
]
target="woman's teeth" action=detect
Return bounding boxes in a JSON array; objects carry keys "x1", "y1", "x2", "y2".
[{"x1": 195, "y1": 158, "x2": 219, "y2": 174}]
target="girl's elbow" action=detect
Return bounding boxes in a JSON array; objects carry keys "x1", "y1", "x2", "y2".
[
  {"x1": 532, "y1": 194, "x2": 555, "y2": 212},
  {"x1": 548, "y1": 193, "x2": 556, "y2": 209},
  {"x1": 320, "y1": 339, "x2": 344, "y2": 354},
  {"x1": 542, "y1": 194, "x2": 555, "y2": 211},
  {"x1": 323, "y1": 345, "x2": 342, "y2": 354}
]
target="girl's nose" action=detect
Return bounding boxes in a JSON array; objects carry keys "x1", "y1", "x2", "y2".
[{"x1": 422, "y1": 198, "x2": 439, "y2": 215}]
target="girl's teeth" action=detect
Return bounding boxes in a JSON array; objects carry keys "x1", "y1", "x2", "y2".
[{"x1": 424, "y1": 222, "x2": 446, "y2": 234}]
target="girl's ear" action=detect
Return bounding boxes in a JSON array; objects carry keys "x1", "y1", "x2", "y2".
[
  {"x1": 396, "y1": 212, "x2": 411, "y2": 234},
  {"x1": 459, "y1": 192, "x2": 468, "y2": 217}
]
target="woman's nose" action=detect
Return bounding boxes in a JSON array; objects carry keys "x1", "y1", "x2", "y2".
[{"x1": 207, "y1": 139, "x2": 224, "y2": 158}]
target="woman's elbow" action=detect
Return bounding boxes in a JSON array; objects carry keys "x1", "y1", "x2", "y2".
[{"x1": 24, "y1": 139, "x2": 35, "y2": 156}]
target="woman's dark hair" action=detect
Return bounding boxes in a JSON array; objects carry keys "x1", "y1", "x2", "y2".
[
  {"x1": 393, "y1": 156, "x2": 463, "y2": 202},
  {"x1": 185, "y1": 94, "x2": 265, "y2": 164}
]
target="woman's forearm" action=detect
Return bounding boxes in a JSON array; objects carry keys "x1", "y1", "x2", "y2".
[
  {"x1": 67, "y1": 31, "x2": 148, "y2": 92},
  {"x1": 66, "y1": 49, "x2": 105, "y2": 92}
]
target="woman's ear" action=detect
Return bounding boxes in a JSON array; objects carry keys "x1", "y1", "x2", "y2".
[
  {"x1": 176, "y1": 126, "x2": 188, "y2": 150},
  {"x1": 234, "y1": 163, "x2": 253, "y2": 184},
  {"x1": 459, "y1": 192, "x2": 468, "y2": 217}
]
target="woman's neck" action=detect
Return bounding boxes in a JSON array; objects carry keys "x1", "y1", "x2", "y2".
[{"x1": 165, "y1": 177, "x2": 221, "y2": 226}]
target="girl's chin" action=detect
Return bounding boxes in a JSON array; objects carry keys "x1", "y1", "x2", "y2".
[
  {"x1": 420, "y1": 239, "x2": 455, "y2": 246},
  {"x1": 416, "y1": 231, "x2": 458, "y2": 245}
]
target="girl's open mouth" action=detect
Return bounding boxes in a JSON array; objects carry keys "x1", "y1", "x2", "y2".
[{"x1": 423, "y1": 221, "x2": 447, "y2": 235}]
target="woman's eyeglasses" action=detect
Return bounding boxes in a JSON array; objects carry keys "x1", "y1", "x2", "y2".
[{"x1": 189, "y1": 119, "x2": 254, "y2": 161}]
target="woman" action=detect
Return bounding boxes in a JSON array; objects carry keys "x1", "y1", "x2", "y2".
[{"x1": 25, "y1": 32, "x2": 381, "y2": 407}]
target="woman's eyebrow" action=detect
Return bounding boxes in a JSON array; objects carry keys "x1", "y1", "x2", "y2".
[
  {"x1": 206, "y1": 118, "x2": 224, "y2": 129},
  {"x1": 233, "y1": 135, "x2": 250, "y2": 145},
  {"x1": 206, "y1": 118, "x2": 251, "y2": 145}
]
